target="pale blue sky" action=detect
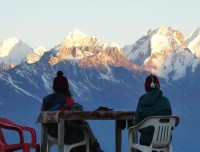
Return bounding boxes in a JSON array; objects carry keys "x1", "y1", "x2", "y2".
[{"x1": 0, "y1": 0, "x2": 200, "y2": 50}]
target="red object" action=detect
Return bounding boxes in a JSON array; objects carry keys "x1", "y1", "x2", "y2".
[
  {"x1": 66, "y1": 97, "x2": 75, "y2": 107},
  {"x1": 60, "y1": 97, "x2": 75, "y2": 110},
  {"x1": 0, "y1": 117, "x2": 40, "y2": 152}
]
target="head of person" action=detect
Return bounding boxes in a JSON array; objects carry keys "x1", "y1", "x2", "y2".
[
  {"x1": 144, "y1": 74, "x2": 160, "y2": 92},
  {"x1": 53, "y1": 71, "x2": 70, "y2": 94}
]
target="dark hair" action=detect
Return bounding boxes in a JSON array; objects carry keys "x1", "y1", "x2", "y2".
[{"x1": 54, "y1": 88, "x2": 73, "y2": 97}]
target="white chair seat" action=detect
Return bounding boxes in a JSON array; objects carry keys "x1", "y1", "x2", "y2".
[
  {"x1": 128, "y1": 116, "x2": 179, "y2": 152},
  {"x1": 47, "y1": 125, "x2": 90, "y2": 152}
]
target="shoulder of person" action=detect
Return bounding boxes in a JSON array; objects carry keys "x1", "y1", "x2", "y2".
[
  {"x1": 138, "y1": 93, "x2": 146, "y2": 102},
  {"x1": 68, "y1": 103, "x2": 83, "y2": 111},
  {"x1": 43, "y1": 93, "x2": 54, "y2": 101},
  {"x1": 43, "y1": 93, "x2": 63, "y2": 101}
]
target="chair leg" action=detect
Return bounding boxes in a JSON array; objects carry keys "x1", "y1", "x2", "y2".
[
  {"x1": 36, "y1": 147, "x2": 40, "y2": 152},
  {"x1": 161, "y1": 146, "x2": 172, "y2": 152},
  {"x1": 47, "y1": 142, "x2": 51, "y2": 152},
  {"x1": 169, "y1": 145, "x2": 173, "y2": 152},
  {"x1": 162, "y1": 147, "x2": 170, "y2": 152},
  {"x1": 86, "y1": 133, "x2": 90, "y2": 152},
  {"x1": 23, "y1": 145, "x2": 30, "y2": 152}
]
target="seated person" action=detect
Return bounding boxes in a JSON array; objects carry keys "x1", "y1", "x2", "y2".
[
  {"x1": 41, "y1": 71, "x2": 103, "y2": 152},
  {"x1": 135, "y1": 75, "x2": 172, "y2": 149}
]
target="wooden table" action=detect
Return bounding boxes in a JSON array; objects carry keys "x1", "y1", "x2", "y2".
[{"x1": 36, "y1": 110, "x2": 135, "y2": 152}]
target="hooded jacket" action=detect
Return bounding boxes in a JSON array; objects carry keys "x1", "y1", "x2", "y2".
[
  {"x1": 135, "y1": 89, "x2": 172, "y2": 145},
  {"x1": 41, "y1": 93, "x2": 84, "y2": 144},
  {"x1": 41, "y1": 93, "x2": 74, "y2": 111}
]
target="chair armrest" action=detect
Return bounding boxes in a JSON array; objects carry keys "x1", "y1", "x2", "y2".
[
  {"x1": 17, "y1": 125, "x2": 37, "y2": 144},
  {"x1": 128, "y1": 125, "x2": 139, "y2": 144},
  {"x1": 82, "y1": 125, "x2": 90, "y2": 134},
  {"x1": 0, "y1": 122, "x2": 24, "y2": 144},
  {"x1": 0, "y1": 118, "x2": 37, "y2": 144}
]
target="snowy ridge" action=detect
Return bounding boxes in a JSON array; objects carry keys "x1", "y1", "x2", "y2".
[
  {"x1": 34, "y1": 46, "x2": 47, "y2": 56},
  {"x1": 62, "y1": 28, "x2": 104, "y2": 47},
  {"x1": 47, "y1": 29, "x2": 140, "y2": 71},
  {"x1": 186, "y1": 28, "x2": 200, "y2": 57},
  {"x1": 1, "y1": 26, "x2": 200, "y2": 80},
  {"x1": 1, "y1": 73, "x2": 41, "y2": 101},
  {"x1": 0, "y1": 37, "x2": 33, "y2": 66},
  {"x1": 26, "y1": 46, "x2": 47, "y2": 64},
  {"x1": 104, "y1": 43, "x2": 121, "y2": 50},
  {"x1": 185, "y1": 27, "x2": 200, "y2": 45},
  {"x1": 122, "y1": 36, "x2": 150, "y2": 65},
  {"x1": 122, "y1": 26, "x2": 199, "y2": 80},
  {"x1": 62, "y1": 29, "x2": 120, "y2": 51}
]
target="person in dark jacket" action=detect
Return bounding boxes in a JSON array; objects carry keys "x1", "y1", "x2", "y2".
[
  {"x1": 135, "y1": 74, "x2": 172, "y2": 147},
  {"x1": 41, "y1": 70, "x2": 103, "y2": 152}
]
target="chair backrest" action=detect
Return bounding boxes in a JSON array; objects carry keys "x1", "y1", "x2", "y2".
[
  {"x1": 0, "y1": 126, "x2": 7, "y2": 144},
  {"x1": 0, "y1": 118, "x2": 26, "y2": 145},
  {"x1": 0, "y1": 117, "x2": 40, "y2": 152},
  {"x1": 0, "y1": 117, "x2": 37, "y2": 144},
  {"x1": 137, "y1": 116, "x2": 179, "y2": 148}
]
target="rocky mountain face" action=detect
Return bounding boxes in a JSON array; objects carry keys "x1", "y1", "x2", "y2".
[
  {"x1": 26, "y1": 47, "x2": 47, "y2": 64},
  {"x1": 0, "y1": 26, "x2": 200, "y2": 151},
  {"x1": 0, "y1": 38, "x2": 47, "y2": 69},
  {"x1": 2, "y1": 27, "x2": 200, "y2": 80},
  {"x1": 48, "y1": 29, "x2": 140, "y2": 71},
  {"x1": 122, "y1": 26, "x2": 199, "y2": 80}
]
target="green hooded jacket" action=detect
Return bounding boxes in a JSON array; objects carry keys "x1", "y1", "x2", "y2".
[{"x1": 135, "y1": 89, "x2": 172, "y2": 145}]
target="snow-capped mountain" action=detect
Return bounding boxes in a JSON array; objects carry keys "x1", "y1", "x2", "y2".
[
  {"x1": 1, "y1": 48, "x2": 200, "y2": 152},
  {"x1": 185, "y1": 27, "x2": 200, "y2": 57},
  {"x1": 26, "y1": 46, "x2": 47, "y2": 64},
  {"x1": 61, "y1": 28, "x2": 104, "y2": 48},
  {"x1": 48, "y1": 29, "x2": 140, "y2": 71},
  {"x1": 0, "y1": 27, "x2": 200, "y2": 151},
  {"x1": 0, "y1": 37, "x2": 33, "y2": 69},
  {"x1": 122, "y1": 26, "x2": 199, "y2": 80}
]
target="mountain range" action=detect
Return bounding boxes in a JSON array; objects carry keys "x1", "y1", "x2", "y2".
[{"x1": 0, "y1": 26, "x2": 200, "y2": 151}]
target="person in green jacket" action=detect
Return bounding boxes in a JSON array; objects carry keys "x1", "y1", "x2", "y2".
[{"x1": 135, "y1": 74, "x2": 172, "y2": 147}]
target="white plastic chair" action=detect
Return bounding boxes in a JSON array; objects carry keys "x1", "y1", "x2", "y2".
[
  {"x1": 47, "y1": 125, "x2": 90, "y2": 152},
  {"x1": 128, "y1": 116, "x2": 179, "y2": 152}
]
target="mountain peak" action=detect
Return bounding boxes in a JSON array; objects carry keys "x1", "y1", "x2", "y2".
[
  {"x1": 185, "y1": 27, "x2": 200, "y2": 45},
  {"x1": 146, "y1": 26, "x2": 173, "y2": 36},
  {"x1": 48, "y1": 29, "x2": 138, "y2": 71},
  {"x1": 71, "y1": 28, "x2": 86, "y2": 35},
  {"x1": 186, "y1": 27, "x2": 200, "y2": 57},
  {"x1": 122, "y1": 26, "x2": 195, "y2": 80},
  {"x1": 0, "y1": 37, "x2": 20, "y2": 57},
  {"x1": 157, "y1": 26, "x2": 172, "y2": 34},
  {"x1": 34, "y1": 46, "x2": 47, "y2": 55},
  {"x1": 65, "y1": 28, "x2": 88, "y2": 40},
  {"x1": 26, "y1": 46, "x2": 47, "y2": 64},
  {"x1": 62, "y1": 29, "x2": 102, "y2": 47},
  {"x1": 146, "y1": 26, "x2": 194, "y2": 80},
  {"x1": 0, "y1": 37, "x2": 32, "y2": 68}
]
